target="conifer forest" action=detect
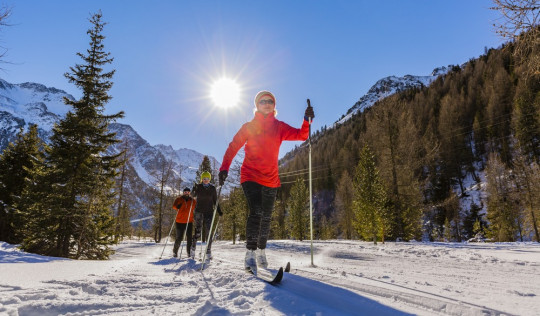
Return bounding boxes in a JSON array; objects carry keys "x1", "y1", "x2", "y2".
[{"x1": 1, "y1": 2, "x2": 539, "y2": 261}]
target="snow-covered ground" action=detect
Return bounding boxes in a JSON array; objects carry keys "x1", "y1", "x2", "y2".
[{"x1": 1, "y1": 239, "x2": 539, "y2": 315}]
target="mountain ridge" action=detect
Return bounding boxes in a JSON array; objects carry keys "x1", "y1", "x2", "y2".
[{"x1": 334, "y1": 66, "x2": 451, "y2": 126}]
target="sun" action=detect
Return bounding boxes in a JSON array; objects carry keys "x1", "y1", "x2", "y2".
[{"x1": 210, "y1": 78, "x2": 241, "y2": 109}]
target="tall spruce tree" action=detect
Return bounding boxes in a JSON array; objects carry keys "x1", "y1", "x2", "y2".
[
  {"x1": 114, "y1": 140, "x2": 132, "y2": 240},
  {"x1": 20, "y1": 12, "x2": 124, "y2": 259},
  {"x1": 513, "y1": 83, "x2": 540, "y2": 162},
  {"x1": 335, "y1": 170, "x2": 355, "y2": 239},
  {"x1": 270, "y1": 195, "x2": 288, "y2": 240},
  {"x1": 486, "y1": 153, "x2": 521, "y2": 241},
  {"x1": 353, "y1": 145, "x2": 388, "y2": 244},
  {"x1": 287, "y1": 177, "x2": 309, "y2": 241},
  {"x1": 150, "y1": 158, "x2": 174, "y2": 243},
  {"x1": 221, "y1": 187, "x2": 248, "y2": 243},
  {"x1": 512, "y1": 154, "x2": 540, "y2": 241},
  {"x1": 0, "y1": 125, "x2": 43, "y2": 243}
]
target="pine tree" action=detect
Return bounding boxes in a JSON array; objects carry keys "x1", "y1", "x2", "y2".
[
  {"x1": 463, "y1": 202, "x2": 485, "y2": 240},
  {"x1": 20, "y1": 12, "x2": 124, "y2": 259},
  {"x1": 150, "y1": 158, "x2": 174, "y2": 243},
  {"x1": 320, "y1": 215, "x2": 335, "y2": 240},
  {"x1": 287, "y1": 177, "x2": 309, "y2": 240},
  {"x1": 335, "y1": 170, "x2": 355, "y2": 239},
  {"x1": 221, "y1": 187, "x2": 248, "y2": 243},
  {"x1": 486, "y1": 153, "x2": 521, "y2": 241},
  {"x1": 0, "y1": 125, "x2": 43, "y2": 243},
  {"x1": 114, "y1": 140, "x2": 132, "y2": 240},
  {"x1": 512, "y1": 153, "x2": 540, "y2": 241},
  {"x1": 17, "y1": 146, "x2": 55, "y2": 253},
  {"x1": 486, "y1": 68, "x2": 514, "y2": 164},
  {"x1": 513, "y1": 83, "x2": 540, "y2": 162},
  {"x1": 352, "y1": 145, "x2": 388, "y2": 244},
  {"x1": 443, "y1": 218, "x2": 453, "y2": 242},
  {"x1": 196, "y1": 155, "x2": 214, "y2": 184},
  {"x1": 492, "y1": 0, "x2": 540, "y2": 77},
  {"x1": 270, "y1": 196, "x2": 288, "y2": 240}
]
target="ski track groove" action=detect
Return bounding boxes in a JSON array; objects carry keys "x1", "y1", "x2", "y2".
[
  {"x1": 289, "y1": 266, "x2": 515, "y2": 316},
  {"x1": 217, "y1": 247, "x2": 509, "y2": 316},
  {"x1": 203, "y1": 244, "x2": 520, "y2": 315},
  {"x1": 208, "y1": 257, "x2": 415, "y2": 315}
]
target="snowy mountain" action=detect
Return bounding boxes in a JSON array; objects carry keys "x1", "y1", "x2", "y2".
[
  {"x1": 0, "y1": 78, "x2": 219, "y2": 187},
  {"x1": 335, "y1": 66, "x2": 450, "y2": 126},
  {"x1": 0, "y1": 78, "x2": 220, "y2": 221},
  {"x1": 154, "y1": 144, "x2": 220, "y2": 186},
  {"x1": 0, "y1": 79, "x2": 72, "y2": 149}
]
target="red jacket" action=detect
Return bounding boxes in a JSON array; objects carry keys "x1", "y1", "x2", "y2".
[
  {"x1": 220, "y1": 111, "x2": 310, "y2": 188},
  {"x1": 172, "y1": 196, "x2": 196, "y2": 223}
]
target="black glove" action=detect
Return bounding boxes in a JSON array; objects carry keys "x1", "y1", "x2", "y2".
[
  {"x1": 219, "y1": 170, "x2": 228, "y2": 186},
  {"x1": 304, "y1": 105, "x2": 315, "y2": 120},
  {"x1": 217, "y1": 205, "x2": 223, "y2": 216}
]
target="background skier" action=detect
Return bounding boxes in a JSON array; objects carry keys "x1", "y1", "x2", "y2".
[
  {"x1": 218, "y1": 90, "x2": 314, "y2": 272},
  {"x1": 171, "y1": 187, "x2": 196, "y2": 258},
  {"x1": 191, "y1": 171, "x2": 222, "y2": 260}
]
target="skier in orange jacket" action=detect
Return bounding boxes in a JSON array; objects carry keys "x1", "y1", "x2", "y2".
[{"x1": 172, "y1": 187, "x2": 196, "y2": 258}]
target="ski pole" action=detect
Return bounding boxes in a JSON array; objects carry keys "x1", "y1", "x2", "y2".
[
  {"x1": 200, "y1": 185, "x2": 223, "y2": 270},
  {"x1": 210, "y1": 216, "x2": 221, "y2": 245},
  {"x1": 307, "y1": 98, "x2": 314, "y2": 267},
  {"x1": 199, "y1": 230, "x2": 203, "y2": 259},
  {"x1": 159, "y1": 207, "x2": 179, "y2": 259},
  {"x1": 178, "y1": 195, "x2": 196, "y2": 260}
]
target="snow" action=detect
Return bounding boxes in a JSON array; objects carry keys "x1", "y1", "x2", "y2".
[
  {"x1": 334, "y1": 67, "x2": 451, "y2": 127},
  {"x1": 154, "y1": 144, "x2": 221, "y2": 186},
  {"x1": 1, "y1": 240, "x2": 539, "y2": 315},
  {"x1": 0, "y1": 79, "x2": 73, "y2": 131},
  {"x1": 1, "y1": 80, "x2": 219, "y2": 195}
]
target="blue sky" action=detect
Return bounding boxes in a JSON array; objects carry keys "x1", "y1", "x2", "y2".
[{"x1": 0, "y1": 1, "x2": 503, "y2": 162}]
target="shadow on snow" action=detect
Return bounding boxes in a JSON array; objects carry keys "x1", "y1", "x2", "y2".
[{"x1": 264, "y1": 272, "x2": 413, "y2": 315}]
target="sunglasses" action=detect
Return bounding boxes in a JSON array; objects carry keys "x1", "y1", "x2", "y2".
[
  {"x1": 258, "y1": 99, "x2": 274, "y2": 105},
  {"x1": 202, "y1": 177, "x2": 210, "y2": 181}
]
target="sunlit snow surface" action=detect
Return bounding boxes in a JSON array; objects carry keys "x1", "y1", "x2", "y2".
[{"x1": 1, "y1": 240, "x2": 539, "y2": 315}]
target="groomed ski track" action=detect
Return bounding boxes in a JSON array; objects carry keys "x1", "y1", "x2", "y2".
[
  {"x1": 2, "y1": 239, "x2": 539, "y2": 315},
  {"x1": 214, "y1": 248, "x2": 512, "y2": 316}
]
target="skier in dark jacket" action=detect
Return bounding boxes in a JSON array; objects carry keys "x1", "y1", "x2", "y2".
[
  {"x1": 218, "y1": 90, "x2": 314, "y2": 272},
  {"x1": 191, "y1": 171, "x2": 222, "y2": 260}
]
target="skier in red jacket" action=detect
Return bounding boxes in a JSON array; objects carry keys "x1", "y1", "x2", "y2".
[{"x1": 219, "y1": 90, "x2": 314, "y2": 272}]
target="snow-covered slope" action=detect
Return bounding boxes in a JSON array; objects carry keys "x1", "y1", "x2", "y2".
[
  {"x1": 0, "y1": 79, "x2": 219, "y2": 190},
  {"x1": 0, "y1": 79, "x2": 73, "y2": 149},
  {"x1": 154, "y1": 144, "x2": 220, "y2": 186},
  {"x1": 335, "y1": 66, "x2": 450, "y2": 126},
  {"x1": 1, "y1": 239, "x2": 539, "y2": 315},
  {"x1": 0, "y1": 79, "x2": 222, "y2": 223}
]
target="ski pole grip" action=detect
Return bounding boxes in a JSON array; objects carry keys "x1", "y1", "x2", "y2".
[{"x1": 307, "y1": 99, "x2": 311, "y2": 108}]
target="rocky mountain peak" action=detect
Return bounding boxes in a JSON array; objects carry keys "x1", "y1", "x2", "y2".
[{"x1": 334, "y1": 66, "x2": 452, "y2": 126}]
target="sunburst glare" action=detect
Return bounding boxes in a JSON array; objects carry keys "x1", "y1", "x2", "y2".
[{"x1": 210, "y1": 78, "x2": 241, "y2": 109}]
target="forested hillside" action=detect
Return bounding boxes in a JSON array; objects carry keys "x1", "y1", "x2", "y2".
[{"x1": 270, "y1": 39, "x2": 540, "y2": 243}]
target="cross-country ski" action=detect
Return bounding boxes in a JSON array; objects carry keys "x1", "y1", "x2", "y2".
[{"x1": 247, "y1": 266, "x2": 284, "y2": 284}]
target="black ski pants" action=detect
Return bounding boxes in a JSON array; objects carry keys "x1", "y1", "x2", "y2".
[
  {"x1": 173, "y1": 222, "x2": 193, "y2": 256},
  {"x1": 193, "y1": 212, "x2": 215, "y2": 252},
  {"x1": 242, "y1": 181, "x2": 278, "y2": 250}
]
